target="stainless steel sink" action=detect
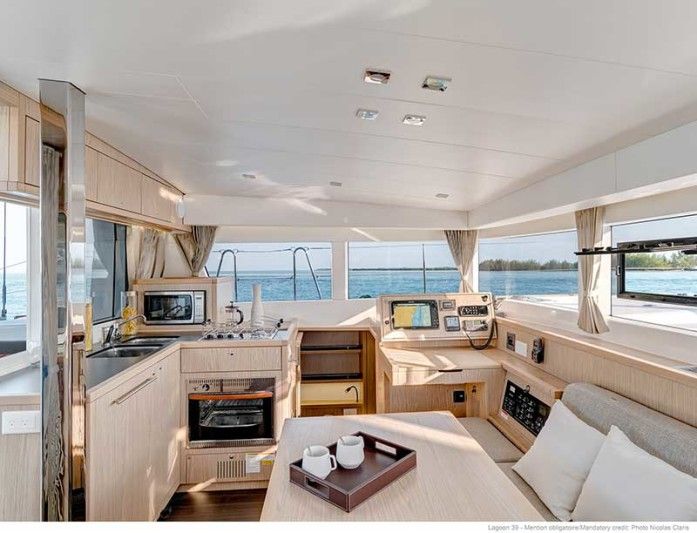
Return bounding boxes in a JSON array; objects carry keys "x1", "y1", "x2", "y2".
[
  {"x1": 121, "y1": 336, "x2": 178, "y2": 345},
  {"x1": 89, "y1": 345, "x2": 163, "y2": 359}
]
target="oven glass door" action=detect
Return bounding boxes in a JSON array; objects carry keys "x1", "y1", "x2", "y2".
[
  {"x1": 188, "y1": 392, "x2": 274, "y2": 446},
  {"x1": 144, "y1": 292, "x2": 193, "y2": 324}
]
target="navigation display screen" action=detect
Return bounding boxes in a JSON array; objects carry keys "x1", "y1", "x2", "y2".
[{"x1": 391, "y1": 300, "x2": 439, "y2": 329}]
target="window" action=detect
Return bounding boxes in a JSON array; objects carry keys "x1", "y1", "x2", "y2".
[
  {"x1": 348, "y1": 242, "x2": 458, "y2": 299},
  {"x1": 478, "y1": 231, "x2": 578, "y2": 308},
  {"x1": 208, "y1": 243, "x2": 331, "y2": 302},
  {"x1": 0, "y1": 201, "x2": 30, "y2": 360},
  {"x1": 85, "y1": 219, "x2": 128, "y2": 323},
  {"x1": 611, "y1": 214, "x2": 697, "y2": 332}
]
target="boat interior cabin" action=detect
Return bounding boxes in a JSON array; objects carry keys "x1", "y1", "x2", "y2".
[{"x1": 1, "y1": 1, "x2": 696, "y2": 527}]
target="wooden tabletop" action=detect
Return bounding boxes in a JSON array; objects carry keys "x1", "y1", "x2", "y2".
[
  {"x1": 261, "y1": 411, "x2": 543, "y2": 521},
  {"x1": 380, "y1": 346, "x2": 501, "y2": 372}
]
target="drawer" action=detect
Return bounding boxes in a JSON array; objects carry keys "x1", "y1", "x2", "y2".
[
  {"x1": 181, "y1": 346, "x2": 281, "y2": 373},
  {"x1": 185, "y1": 452, "x2": 274, "y2": 483}
]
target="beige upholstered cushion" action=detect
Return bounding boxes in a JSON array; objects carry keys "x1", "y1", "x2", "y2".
[
  {"x1": 458, "y1": 417, "x2": 523, "y2": 463},
  {"x1": 498, "y1": 462, "x2": 557, "y2": 521},
  {"x1": 561, "y1": 383, "x2": 697, "y2": 477}
]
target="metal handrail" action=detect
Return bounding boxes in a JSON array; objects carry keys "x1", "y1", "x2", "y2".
[
  {"x1": 215, "y1": 249, "x2": 239, "y2": 299},
  {"x1": 293, "y1": 247, "x2": 322, "y2": 300}
]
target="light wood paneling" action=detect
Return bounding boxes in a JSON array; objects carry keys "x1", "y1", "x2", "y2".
[
  {"x1": 84, "y1": 145, "x2": 99, "y2": 201},
  {"x1": 96, "y1": 153, "x2": 142, "y2": 213},
  {"x1": 0, "y1": 402, "x2": 40, "y2": 521},
  {"x1": 181, "y1": 346, "x2": 281, "y2": 373},
  {"x1": 497, "y1": 318, "x2": 697, "y2": 427},
  {"x1": 261, "y1": 412, "x2": 542, "y2": 521},
  {"x1": 22, "y1": 116, "x2": 39, "y2": 187}
]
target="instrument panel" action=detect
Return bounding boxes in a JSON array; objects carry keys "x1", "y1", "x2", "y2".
[{"x1": 379, "y1": 292, "x2": 495, "y2": 342}]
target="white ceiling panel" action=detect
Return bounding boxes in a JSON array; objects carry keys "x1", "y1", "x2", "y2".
[{"x1": 2, "y1": 0, "x2": 697, "y2": 213}]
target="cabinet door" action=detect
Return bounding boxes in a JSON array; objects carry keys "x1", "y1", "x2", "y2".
[
  {"x1": 87, "y1": 368, "x2": 158, "y2": 521},
  {"x1": 141, "y1": 175, "x2": 176, "y2": 222},
  {"x1": 23, "y1": 116, "x2": 40, "y2": 187},
  {"x1": 149, "y1": 352, "x2": 181, "y2": 517},
  {"x1": 97, "y1": 154, "x2": 142, "y2": 213},
  {"x1": 84, "y1": 146, "x2": 99, "y2": 201}
]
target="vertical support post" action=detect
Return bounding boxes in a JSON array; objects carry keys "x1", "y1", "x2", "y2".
[
  {"x1": 421, "y1": 244, "x2": 427, "y2": 292},
  {"x1": 40, "y1": 79, "x2": 86, "y2": 521},
  {"x1": 331, "y1": 241, "x2": 347, "y2": 300}
]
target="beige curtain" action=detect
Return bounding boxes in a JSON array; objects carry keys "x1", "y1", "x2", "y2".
[
  {"x1": 575, "y1": 207, "x2": 609, "y2": 334},
  {"x1": 135, "y1": 228, "x2": 166, "y2": 279},
  {"x1": 444, "y1": 229, "x2": 479, "y2": 292},
  {"x1": 175, "y1": 225, "x2": 218, "y2": 277}
]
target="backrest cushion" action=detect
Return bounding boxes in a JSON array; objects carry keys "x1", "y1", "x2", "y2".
[{"x1": 561, "y1": 382, "x2": 697, "y2": 477}]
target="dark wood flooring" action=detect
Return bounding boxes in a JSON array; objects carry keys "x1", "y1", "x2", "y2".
[{"x1": 160, "y1": 489, "x2": 267, "y2": 521}]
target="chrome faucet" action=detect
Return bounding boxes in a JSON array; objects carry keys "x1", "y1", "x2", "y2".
[{"x1": 104, "y1": 314, "x2": 146, "y2": 345}]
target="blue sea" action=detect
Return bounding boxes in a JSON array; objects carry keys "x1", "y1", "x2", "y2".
[{"x1": 1, "y1": 270, "x2": 695, "y2": 312}]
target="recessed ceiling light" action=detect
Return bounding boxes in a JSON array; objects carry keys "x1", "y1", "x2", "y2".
[
  {"x1": 356, "y1": 108, "x2": 379, "y2": 120},
  {"x1": 403, "y1": 114, "x2": 426, "y2": 126},
  {"x1": 242, "y1": 173, "x2": 256, "y2": 179},
  {"x1": 214, "y1": 159, "x2": 238, "y2": 167},
  {"x1": 329, "y1": 181, "x2": 343, "y2": 187},
  {"x1": 422, "y1": 76, "x2": 451, "y2": 92},
  {"x1": 436, "y1": 193, "x2": 449, "y2": 199},
  {"x1": 364, "y1": 69, "x2": 391, "y2": 85}
]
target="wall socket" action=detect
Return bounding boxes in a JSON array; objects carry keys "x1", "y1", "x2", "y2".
[
  {"x1": 2, "y1": 410, "x2": 41, "y2": 434},
  {"x1": 506, "y1": 332, "x2": 516, "y2": 351}
]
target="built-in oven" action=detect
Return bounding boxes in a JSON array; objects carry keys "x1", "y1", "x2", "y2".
[
  {"x1": 143, "y1": 290, "x2": 205, "y2": 325},
  {"x1": 187, "y1": 377, "x2": 275, "y2": 448}
]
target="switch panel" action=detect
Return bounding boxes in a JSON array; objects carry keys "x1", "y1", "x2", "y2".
[
  {"x1": 501, "y1": 381, "x2": 550, "y2": 435},
  {"x1": 506, "y1": 332, "x2": 516, "y2": 351},
  {"x1": 531, "y1": 337, "x2": 545, "y2": 363},
  {"x1": 514, "y1": 340, "x2": 528, "y2": 357},
  {"x1": 2, "y1": 410, "x2": 41, "y2": 434}
]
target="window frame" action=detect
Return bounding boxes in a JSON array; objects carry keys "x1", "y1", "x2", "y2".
[
  {"x1": 88, "y1": 219, "x2": 128, "y2": 324},
  {"x1": 616, "y1": 236, "x2": 697, "y2": 308}
]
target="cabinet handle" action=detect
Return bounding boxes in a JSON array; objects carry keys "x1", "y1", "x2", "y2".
[{"x1": 111, "y1": 376, "x2": 158, "y2": 405}]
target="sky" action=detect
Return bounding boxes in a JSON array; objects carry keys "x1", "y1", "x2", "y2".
[
  {"x1": 211, "y1": 215, "x2": 696, "y2": 273},
  {"x1": 0, "y1": 202, "x2": 29, "y2": 274}
]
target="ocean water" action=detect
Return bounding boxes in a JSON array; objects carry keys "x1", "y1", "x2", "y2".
[{"x1": 2, "y1": 269, "x2": 695, "y2": 311}]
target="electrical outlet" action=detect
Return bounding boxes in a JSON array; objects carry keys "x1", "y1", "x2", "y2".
[
  {"x1": 2, "y1": 410, "x2": 40, "y2": 434},
  {"x1": 514, "y1": 340, "x2": 528, "y2": 357},
  {"x1": 453, "y1": 390, "x2": 466, "y2": 403},
  {"x1": 506, "y1": 332, "x2": 516, "y2": 351}
]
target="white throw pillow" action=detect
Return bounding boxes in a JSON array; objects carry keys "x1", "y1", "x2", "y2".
[
  {"x1": 512, "y1": 401, "x2": 605, "y2": 521},
  {"x1": 572, "y1": 426, "x2": 697, "y2": 521}
]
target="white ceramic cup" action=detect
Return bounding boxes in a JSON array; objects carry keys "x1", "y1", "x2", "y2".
[
  {"x1": 302, "y1": 445, "x2": 337, "y2": 479},
  {"x1": 336, "y1": 435, "x2": 365, "y2": 469}
]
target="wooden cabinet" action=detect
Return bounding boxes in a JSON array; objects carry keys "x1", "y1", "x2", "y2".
[
  {"x1": 96, "y1": 153, "x2": 142, "y2": 213},
  {"x1": 141, "y1": 175, "x2": 178, "y2": 223},
  {"x1": 181, "y1": 346, "x2": 281, "y2": 373},
  {"x1": 84, "y1": 146, "x2": 99, "y2": 201},
  {"x1": 23, "y1": 116, "x2": 40, "y2": 187},
  {"x1": 86, "y1": 350, "x2": 181, "y2": 521}
]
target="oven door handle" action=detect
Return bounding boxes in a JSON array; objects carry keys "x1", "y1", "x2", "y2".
[{"x1": 189, "y1": 391, "x2": 273, "y2": 401}]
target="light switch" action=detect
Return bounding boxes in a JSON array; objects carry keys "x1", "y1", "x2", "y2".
[
  {"x1": 2, "y1": 410, "x2": 41, "y2": 434},
  {"x1": 514, "y1": 340, "x2": 528, "y2": 357}
]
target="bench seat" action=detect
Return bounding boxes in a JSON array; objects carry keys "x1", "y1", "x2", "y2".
[{"x1": 457, "y1": 417, "x2": 523, "y2": 463}]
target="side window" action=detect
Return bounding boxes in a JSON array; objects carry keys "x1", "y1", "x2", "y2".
[{"x1": 85, "y1": 219, "x2": 127, "y2": 323}]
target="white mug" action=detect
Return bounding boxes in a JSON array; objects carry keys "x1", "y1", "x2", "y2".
[
  {"x1": 302, "y1": 445, "x2": 337, "y2": 479},
  {"x1": 336, "y1": 435, "x2": 365, "y2": 469}
]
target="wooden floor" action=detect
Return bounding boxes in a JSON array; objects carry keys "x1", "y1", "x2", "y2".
[{"x1": 160, "y1": 489, "x2": 266, "y2": 521}]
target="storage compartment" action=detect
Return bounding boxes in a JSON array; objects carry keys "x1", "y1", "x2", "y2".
[
  {"x1": 181, "y1": 346, "x2": 281, "y2": 373},
  {"x1": 297, "y1": 330, "x2": 376, "y2": 417},
  {"x1": 186, "y1": 452, "x2": 274, "y2": 483}
]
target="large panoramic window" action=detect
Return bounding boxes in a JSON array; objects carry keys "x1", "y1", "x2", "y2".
[
  {"x1": 0, "y1": 201, "x2": 30, "y2": 360},
  {"x1": 208, "y1": 243, "x2": 331, "y2": 302},
  {"x1": 611, "y1": 214, "x2": 697, "y2": 332},
  {"x1": 478, "y1": 231, "x2": 578, "y2": 308},
  {"x1": 85, "y1": 219, "x2": 128, "y2": 323},
  {"x1": 348, "y1": 242, "x2": 458, "y2": 299}
]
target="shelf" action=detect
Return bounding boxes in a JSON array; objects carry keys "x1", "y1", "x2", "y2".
[
  {"x1": 301, "y1": 400, "x2": 363, "y2": 407},
  {"x1": 301, "y1": 344, "x2": 362, "y2": 352},
  {"x1": 301, "y1": 373, "x2": 363, "y2": 382}
]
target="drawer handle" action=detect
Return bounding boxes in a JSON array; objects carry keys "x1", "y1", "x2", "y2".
[{"x1": 111, "y1": 376, "x2": 158, "y2": 405}]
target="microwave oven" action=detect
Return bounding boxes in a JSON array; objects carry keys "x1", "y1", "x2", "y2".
[{"x1": 143, "y1": 290, "x2": 206, "y2": 325}]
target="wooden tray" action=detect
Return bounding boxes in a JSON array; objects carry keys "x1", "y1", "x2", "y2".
[{"x1": 289, "y1": 432, "x2": 417, "y2": 512}]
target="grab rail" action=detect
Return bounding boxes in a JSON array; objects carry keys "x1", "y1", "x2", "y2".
[{"x1": 293, "y1": 247, "x2": 323, "y2": 300}]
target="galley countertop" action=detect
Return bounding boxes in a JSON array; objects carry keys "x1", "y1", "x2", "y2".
[{"x1": 0, "y1": 364, "x2": 41, "y2": 406}]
